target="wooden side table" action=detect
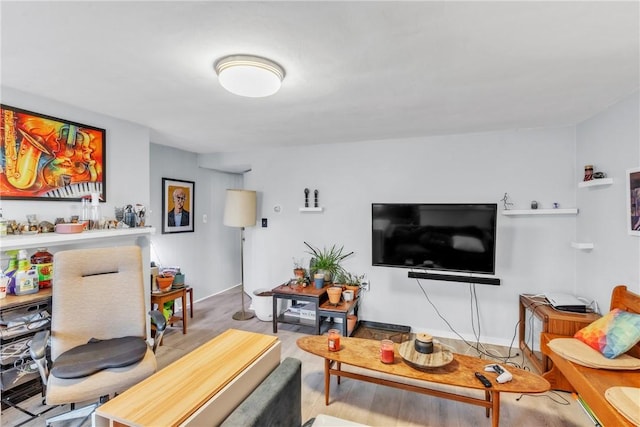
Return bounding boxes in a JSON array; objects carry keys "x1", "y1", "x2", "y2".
[
  {"x1": 317, "y1": 297, "x2": 359, "y2": 336},
  {"x1": 519, "y1": 294, "x2": 599, "y2": 373},
  {"x1": 151, "y1": 287, "x2": 187, "y2": 335},
  {"x1": 271, "y1": 283, "x2": 327, "y2": 334}
]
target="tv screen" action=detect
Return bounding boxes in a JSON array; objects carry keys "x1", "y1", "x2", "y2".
[{"x1": 372, "y1": 203, "x2": 497, "y2": 275}]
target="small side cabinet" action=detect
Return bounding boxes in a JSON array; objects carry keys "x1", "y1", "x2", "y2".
[{"x1": 519, "y1": 294, "x2": 599, "y2": 373}]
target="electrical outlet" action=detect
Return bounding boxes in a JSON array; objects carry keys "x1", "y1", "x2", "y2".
[{"x1": 361, "y1": 280, "x2": 370, "y2": 291}]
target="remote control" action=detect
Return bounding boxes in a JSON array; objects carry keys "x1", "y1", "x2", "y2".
[{"x1": 474, "y1": 372, "x2": 492, "y2": 387}]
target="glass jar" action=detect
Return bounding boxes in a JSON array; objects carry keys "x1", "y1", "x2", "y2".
[
  {"x1": 380, "y1": 339, "x2": 394, "y2": 363},
  {"x1": 584, "y1": 165, "x2": 594, "y2": 181},
  {"x1": 328, "y1": 329, "x2": 341, "y2": 352}
]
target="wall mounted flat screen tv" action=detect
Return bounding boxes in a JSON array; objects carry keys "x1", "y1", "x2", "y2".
[{"x1": 372, "y1": 203, "x2": 498, "y2": 275}]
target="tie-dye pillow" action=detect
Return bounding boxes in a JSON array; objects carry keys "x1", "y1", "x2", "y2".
[{"x1": 574, "y1": 308, "x2": 640, "y2": 359}]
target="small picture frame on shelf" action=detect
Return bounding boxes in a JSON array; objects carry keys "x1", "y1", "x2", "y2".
[{"x1": 627, "y1": 167, "x2": 640, "y2": 236}]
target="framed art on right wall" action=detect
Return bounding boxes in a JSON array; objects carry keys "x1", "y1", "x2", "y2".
[{"x1": 627, "y1": 167, "x2": 640, "y2": 236}]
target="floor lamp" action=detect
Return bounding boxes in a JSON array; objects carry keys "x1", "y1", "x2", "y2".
[{"x1": 223, "y1": 189, "x2": 257, "y2": 321}]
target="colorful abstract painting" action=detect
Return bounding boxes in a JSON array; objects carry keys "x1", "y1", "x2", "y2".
[{"x1": 0, "y1": 104, "x2": 106, "y2": 201}]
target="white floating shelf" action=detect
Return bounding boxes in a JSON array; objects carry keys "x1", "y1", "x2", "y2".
[
  {"x1": 0, "y1": 227, "x2": 156, "y2": 251},
  {"x1": 502, "y1": 208, "x2": 578, "y2": 216},
  {"x1": 578, "y1": 178, "x2": 613, "y2": 188},
  {"x1": 299, "y1": 207, "x2": 324, "y2": 213},
  {"x1": 571, "y1": 242, "x2": 594, "y2": 250}
]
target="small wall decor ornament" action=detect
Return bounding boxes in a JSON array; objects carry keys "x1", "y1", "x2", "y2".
[
  {"x1": 584, "y1": 165, "x2": 594, "y2": 181},
  {"x1": 593, "y1": 171, "x2": 606, "y2": 179},
  {"x1": 304, "y1": 188, "x2": 309, "y2": 208},
  {"x1": 500, "y1": 193, "x2": 513, "y2": 210},
  {"x1": 314, "y1": 189, "x2": 319, "y2": 208}
]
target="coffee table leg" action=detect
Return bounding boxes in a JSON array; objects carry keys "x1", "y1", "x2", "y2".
[
  {"x1": 491, "y1": 392, "x2": 500, "y2": 427},
  {"x1": 337, "y1": 361, "x2": 341, "y2": 385},
  {"x1": 324, "y1": 358, "x2": 331, "y2": 405},
  {"x1": 485, "y1": 390, "x2": 490, "y2": 417}
]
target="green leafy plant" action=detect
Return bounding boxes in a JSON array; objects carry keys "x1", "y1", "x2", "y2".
[
  {"x1": 304, "y1": 241, "x2": 353, "y2": 281},
  {"x1": 341, "y1": 272, "x2": 365, "y2": 286}
]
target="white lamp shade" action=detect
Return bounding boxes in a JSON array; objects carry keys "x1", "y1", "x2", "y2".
[
  {"x1": 215, "y1": 55, "x2": 285, "y2": 98},
  {"x1": 223, "y1": 189, "x2": 257, "y2": 227}
]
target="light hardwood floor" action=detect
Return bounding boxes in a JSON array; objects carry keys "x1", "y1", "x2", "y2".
[{"x1": 2, "y1": 288, "x2": 593, "y2": 427}]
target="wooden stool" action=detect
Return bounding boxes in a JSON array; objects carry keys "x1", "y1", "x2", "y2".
[{"x1": 150, "y1": 287, "x2": 187, "y2": 335}]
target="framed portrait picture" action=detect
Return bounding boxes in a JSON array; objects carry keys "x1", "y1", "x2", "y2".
[
  {"x1": 627, "y1": 167, "x2": 640, "y2": 236},
  {"x1": 0, "y1": 104, "x2": 106, "y2": 201},
  {"x1": 162, "y1": 178, "x2": 195, "y2": 234}
]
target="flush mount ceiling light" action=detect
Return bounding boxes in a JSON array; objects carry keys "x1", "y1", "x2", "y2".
[{"x1": 214, "y1": 55, "x2": 285, "y2": 98}]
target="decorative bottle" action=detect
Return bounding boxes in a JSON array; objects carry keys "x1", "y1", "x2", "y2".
[
  {"x1": 90, "y1": 192, "x2": 101, "y2": 230},
  {"x1": 80, "y1": 197, "x2": 90, "y2": 229}
]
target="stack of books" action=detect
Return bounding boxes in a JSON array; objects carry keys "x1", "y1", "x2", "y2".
[{"x1": 283, "y1": 302, "x2": 316, "y2": 323}]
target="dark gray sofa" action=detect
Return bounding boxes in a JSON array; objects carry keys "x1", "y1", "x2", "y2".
[{"x1": 220, "y1": 357, "x2": 302, "y2": 427}]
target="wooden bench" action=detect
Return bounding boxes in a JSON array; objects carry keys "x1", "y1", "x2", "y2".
[
  {"x1": 94, "y1": 329, "x2": 282, "y2": 426},
  {"x1": 541, "y1": 285, "x2": 640, "y2": 427}
]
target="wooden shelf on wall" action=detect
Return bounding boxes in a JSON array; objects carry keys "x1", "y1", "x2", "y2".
[
  {"x1": 502, "y1": 208, "x2": 578, "y2": 216},
  {"x1": 299, "y1": 207, "x2": 324, "y2": 213},
  {"x1": 578, "y1": 178, "x2": 613, "y2": 188},
  {"x1": 571, "y1": 242, "x2": 594, "y2": 250}
]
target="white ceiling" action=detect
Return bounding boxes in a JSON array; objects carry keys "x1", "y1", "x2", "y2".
[{"x1": 1, "y1": 1, "x2": 638, "y2": 154}]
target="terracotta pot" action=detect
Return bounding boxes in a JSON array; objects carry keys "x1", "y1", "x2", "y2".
[
  {"x1": 327, "y1": 286, "x2": 342, "y2": 305},
  {"x1": 156, "y1": 276, "x2": 173, "y2": 291},
  {"x1": 347, "y1": 314, "x2": 357, "y2": 335}
]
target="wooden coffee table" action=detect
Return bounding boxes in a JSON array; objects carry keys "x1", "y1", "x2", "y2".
[{"x1": 297, "y1": 335, "x2": 550, "y2": 427}]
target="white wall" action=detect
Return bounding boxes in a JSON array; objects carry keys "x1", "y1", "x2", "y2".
[
  {"x1": 575, "y1": 91, "x2": 640, "y2": 308},
  {"x1": 199, "y1": 126, "x2": 580, "y2": 345},
  {"x1": 149, "y1": 143, "x2": 242, "y2": 301},
  {"x1": 0, "y1": 87, "x2": 150, "y2": 223}
]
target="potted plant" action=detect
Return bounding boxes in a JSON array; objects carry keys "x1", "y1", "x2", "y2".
[
  {"x1": 304, "y1": 241, "x2": 353, "y2": 283},
  {"x1": 341, "y1": 271, "x2": 364, "y2": 297},
  {"x1": 296, "y1": 276, "x2": 307, "y2": 288},
  {"x1": 292, "y1": 258, "x2": 306, "y2": 279}
]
